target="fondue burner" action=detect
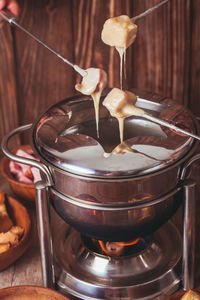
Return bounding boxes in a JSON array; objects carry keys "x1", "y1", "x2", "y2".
[
  {"x1": 52, "y1": 182, "x2": 195, "y2": 300},
  {"x1": 2, "y1": 92, "x2": 200, "y2": 299},
  {"x1": 55, "y1": 221, "x2": 182, "y2": 300}
]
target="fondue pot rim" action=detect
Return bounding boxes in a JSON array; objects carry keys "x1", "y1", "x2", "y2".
[
  {"x1": 51, "y1": 185, "x2": 182, "y2": 210},
  {"x1": 31, "y1": 134, "x2": 197, "y2": 181},
  {"x1": 2, "y1": 122, "x2": 198, "y2": 184},
  {"x1": 30, "y1": 92, "x2": 199, "y2": 180}
]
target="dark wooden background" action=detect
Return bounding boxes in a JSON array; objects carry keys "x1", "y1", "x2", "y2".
[
  {"x1": 0, "y1": 0, "x2": 200, "y2": 145},
  {"x1": 0, "y1": 0, "x2": 200, "y2": 288}
]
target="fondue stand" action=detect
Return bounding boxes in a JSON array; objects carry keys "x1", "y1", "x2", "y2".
[{"x1": 2, "y1": 93, "x2": 200, "y2": 300}]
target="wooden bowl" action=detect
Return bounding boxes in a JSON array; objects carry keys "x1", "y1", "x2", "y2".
[
  {"x1": 0, "y1": 286, "x2": 70, "y2": 299},
  {"x1": 0, "y1": 195, "x2": 31, "y2": 271},
  {"x1": 165, "y1": 289, "x2": 200, "y2": 299},
  {"x1": 1, "y1": 145, "x2": 36, "y2": 202}
]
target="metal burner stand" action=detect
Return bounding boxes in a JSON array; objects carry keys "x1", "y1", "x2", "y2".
[
  {"x1": 33, "y1": 153, "x2": 199, "y2": 300},
  {"x1": 54, "y1": 220, "x2": 181, "y2": 300}
]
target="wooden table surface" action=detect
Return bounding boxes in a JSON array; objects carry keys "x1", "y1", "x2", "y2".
[
  {"x1": 0, "y1": 171, "x2": 66, "y2": 289},
  {"x1": 0, "y1": 175, "x2": 42, "y2": 288},
  {"x1": 0, "y1": 160, "x2": 200, "y2": 298}
]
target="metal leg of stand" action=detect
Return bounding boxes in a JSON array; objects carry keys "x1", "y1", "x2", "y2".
[
  {"x1": 35, "y1": 181, "x2": 55, "y2": 289},
  {"x1": 182, "y1": 179, "x2": 196, "y2": 290}
]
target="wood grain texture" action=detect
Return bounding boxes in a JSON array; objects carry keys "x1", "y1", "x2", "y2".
[
  {"x1": 188, "y1": 0, "x2": 200, "y2": 117},
  {"x1": 0, "y1": 207, "x2": 42, "y2": 288},
  {"x1": 0, "y1": 286, "x2": 70, "y2": 300},
  {"x1": 0, "y1": 0, "x2": 199, "y2": 143},
  {"x1": 131, "y1": 0, "x2": 192, "y2": 105},
  {"x1": 73, "y1": 0, "x2": 132, "y2": 88},
  {"x1": 0, "y1": 171, "x2": 64, "y2": 289},
  {"x1": 0, "y1": 165, "x2": 41, "y2": 288},
  {"x1": 0, "y1": 24, "x2": 20, "y2": 150},
  {"x1": 15, "y1": 0, "x2": 75, "y2": 132}
]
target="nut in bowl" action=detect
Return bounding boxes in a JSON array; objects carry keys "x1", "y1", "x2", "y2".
[
  {"x1": 0, "y1": 191, "x2": 31, "y2": 271},
  {"x1": 165, "y1": 289, "x2": 200, "y2": 299},
  {"x1": 0, "y1": 145, "x2": 41, "y2": 203}
]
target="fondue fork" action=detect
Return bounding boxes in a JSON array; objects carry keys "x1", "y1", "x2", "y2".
[
  {"x1": 0, "y1": 0, "x2": 169, "y2": 76},
  {"x1": 142, "y1": 112, "x2": 200, "y2": 141},
  {"x1": 131, "y1": 0, "x2": 169, "y2": 23},
  {"x1": 0, "y1": 10, "x2": 87, "y2": 77},
  {"x1": 123, "y1": 100, "x2": 200, "y2": 141}
]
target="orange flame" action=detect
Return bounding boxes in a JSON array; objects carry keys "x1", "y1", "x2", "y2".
[
  {"x1": 115, "y1": 238, "x2": 140, "y2": 246},
  {"x1": 98, "y1": 240, "x2": 110, "y2": 255},
  {"x1": 97, "y1": 237, "x2": 140, "y2": 256}
]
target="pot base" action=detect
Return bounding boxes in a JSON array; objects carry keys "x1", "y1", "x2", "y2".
[{"x1": 54, "y1": 221, "x2": 182, "y2": 300}]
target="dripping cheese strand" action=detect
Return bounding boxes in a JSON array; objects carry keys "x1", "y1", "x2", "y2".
[
  {"x1": 75, "y1": 68, "x2": 107, "y2": 138},
  {"x1": 91, "y1": 90, "x2": 101, "y2": 138},
  {"x1": 116, "y1": 47, "x2": 125, "y2": 90},
  {"x1": 101, "y1": 15, "x2": 137, "y2": 89},
  {"x1": 118, "y1": 117, "x2": 125, "y2": 143}
]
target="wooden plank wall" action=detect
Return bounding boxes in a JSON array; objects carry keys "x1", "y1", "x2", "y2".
[{"x1": 0, "y1": 0, "x2": 199, "y2": 145}]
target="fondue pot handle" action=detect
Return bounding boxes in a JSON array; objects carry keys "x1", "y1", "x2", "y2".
[
  {"x1": 35, "y1": 181, "x2": 55, "y2": 289},
  {"x1": 1, "y1": 123, "x2": 53, "y2": 186},
  {"x1": 2, "y1": 124, "x2": 55, "y2": 288},
  {"x1": 179, "y1": 153, "x2": 200, "y2": 180}
]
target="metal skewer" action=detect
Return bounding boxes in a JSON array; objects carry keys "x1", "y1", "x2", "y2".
[
  {"x1": 143, "y1": 113, "x2": 200, "y2": 141},
  {"x1": 131, "y1": 0, "x2": 169, "y2": 23},
  {"x1": 0, "y1": 0, "x2": 169, "y2": 76},
  {"x1": 2, "y1": 3, "x2": 198, "y2": 142},
  {"x1": 0, "y1": 10, "x2": 87, "y2": 77},
  {"x1": 123, "y1": 104, "x2": 200, "y2": 141}
]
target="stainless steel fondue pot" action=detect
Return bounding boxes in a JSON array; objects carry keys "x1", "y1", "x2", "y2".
[{"x1": 2, "y1": 91, "x2": 200, "y2": 241}]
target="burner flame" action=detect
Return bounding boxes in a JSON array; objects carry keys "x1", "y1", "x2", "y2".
[
  {"x1": 97, "y1": 238, "x2": 140, "y2": 257},
  {"x1": 114, "y1": 238, "x2": 140, "y2": 246}
]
